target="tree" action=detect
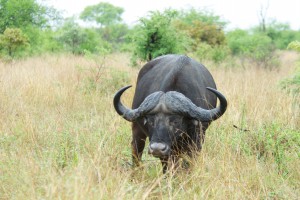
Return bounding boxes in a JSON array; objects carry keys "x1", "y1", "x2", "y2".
[
  {"x1": 130, "y1": 10, "x2": 188, "y2": 65},
  {"x1": 57, "y1": 18, "x2": 111, "y2": 55},
  {"x1": 174, "y1": 8, "x2": 227, "y2": 48},
  {"x1": 252, "y1": 20, "x2": 300, "y2": 49},
  {"x1": 175, "y1": 20, "x2": 226, "y2": 48},
  {"x1": 80, "y1": 2, "x2": 124, "y2": 27},
  {"x1": 0, "y1": 0, "x2": 61, "y2": 56},
  {"x1": 177, "y1": 8, "x2": 227, "y2": 28},
  {"x1": 173, "y1": 8, "x2": 227, "y2": 62},
  {"x1": 79, "y1": 2, "x2": 128, "y2": 51},
  {"x1": 258, "y1": 1, "x2": 269, "y2": 32},
  {"x1": 0, "y1": 0, "x2": 57, "y2": 32},
  {"x1": 58, "y1": 19, "x2": 87, "y2": 54},
  {"x1": 226, "y1": 29, "x2": 277, "y2": 69},
  {"x1": 0, "y1": 28, "x2": 29, "y2": 57}
]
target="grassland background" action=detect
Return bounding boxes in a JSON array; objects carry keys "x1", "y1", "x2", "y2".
[{"x1": 0, "y1": 52, "x2": 299, "y2": 199}]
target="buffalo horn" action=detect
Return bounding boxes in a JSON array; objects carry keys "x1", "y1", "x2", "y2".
[
  {"x1": 113, "y1": 85, "x2": 163, "y2": 121},
  {"x1": 164, "y1": 87, "x2": 227, "y2": 122}
]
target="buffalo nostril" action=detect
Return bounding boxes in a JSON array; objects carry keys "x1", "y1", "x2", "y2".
[
  {"x1": 150, "y1": 143, "x2": 167, "y2": 151},
  {"x1": 149, "y1": 143, "x2": 169, "y2": 157}
]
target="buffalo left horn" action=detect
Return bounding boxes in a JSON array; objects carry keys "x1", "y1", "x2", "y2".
[{"x1": 113, "y1": 85, "x2": 164, "y2": 121}]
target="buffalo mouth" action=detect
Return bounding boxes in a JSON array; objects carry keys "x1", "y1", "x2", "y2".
[{"x1": 148, "y1": 142, "x2": 170, "y2": 158}]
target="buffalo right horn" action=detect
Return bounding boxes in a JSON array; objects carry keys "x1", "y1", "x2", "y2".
[{"x1": 164, "y1": 87, "x2": 227, "y2": 122}]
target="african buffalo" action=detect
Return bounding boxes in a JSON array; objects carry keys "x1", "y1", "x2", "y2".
[{"x1": 114, "y1": 54, "x2": 227, "y2": 173}]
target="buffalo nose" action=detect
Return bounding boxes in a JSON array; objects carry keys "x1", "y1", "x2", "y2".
[{"x1": 148, "y1": 142, "x2": 169, "y2": 157}]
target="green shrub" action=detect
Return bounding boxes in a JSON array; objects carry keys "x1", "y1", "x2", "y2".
[
  {"x1": 195, "y1": 43, "x2": 229, "y2": 63},
  {"x1": 0, "y1": 28, "x2": 29, "y2": 58},
  {"x1": 175, "y1": 8, "x2": 226, "y2": 50},
  {"x1": 130, "y1": 10, "x2": 188, "y2": 65},
  {"x1": 287, "y1": 41, "x2": 300, "y2": 51},
  {"x1": 254, "y1": 21, "x2": 300, "y2": 49},
  {"x1": 227, "y1": 30, "x2": 278, "y2": 69}
]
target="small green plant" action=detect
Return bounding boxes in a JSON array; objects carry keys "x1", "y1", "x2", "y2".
[
  {"x1": 76, "y1": 49, "x2": 111, "y2": 93},
  {"x1": 280, "y1": 69, "x2": 300, "y2": 95},
  {"x1": 55, "y1": 132, "x2": 79, "y2": 169},
  {"x1": 280, "y1": 41, "x2": 300, "y2": 96},
  {"x1": 106, "y1": 68, "x2": 130, "y2": 91}
]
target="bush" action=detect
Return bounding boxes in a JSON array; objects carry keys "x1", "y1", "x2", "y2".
[
  {"x1": 130, "y1": 10, "x2": 188, "y2": 65},
  {"x1": 174, "y1": 8, "x2": 226, "y2": 50},
  {"x1": 254, "y1": 21, "x2": 300, "y2": 49},
  {"x1": 226, "y1": 30, "x2": 278, "y2": 69},
  {"x1": 287, "y1": 41, "x2": 300, "y2": 52},
  {"x1": 0, "y1": 28, "x2": 29, "y2": 58},
  {"x1": 195, "y1": 43, "x2": 229, "y2": 63},
  {"x1": 57, "y1": 18, "x2": 110, "y2": 55}
]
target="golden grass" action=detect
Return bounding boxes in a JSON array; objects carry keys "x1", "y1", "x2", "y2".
[{"x1": 0, "y1": 52, "x2": 299, "y2": 199}]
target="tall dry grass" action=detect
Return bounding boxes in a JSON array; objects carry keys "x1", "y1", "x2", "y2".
[{"x1": 0, "y1": 52, "x2": 299, "y2": 199}]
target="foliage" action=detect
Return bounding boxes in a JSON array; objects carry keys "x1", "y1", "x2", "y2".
[
  {"x1": 130, "y1": 10, "x2": 188, "y2": 65},
  {"x1": 80, "y1": 2, "x2": 124, "y2": 27},
  {"x1": 57, "y1": 18, "x2": 111, "y2": 55},
  {"x1": 100, "y1": 23, "x2": 128, "y2": 42},
  {"x1": 0, "y1": 0, "x2": 60, "y2": 57},
  {"x1": 57, "y1": 19, "x2": 86, "y2": 54},
  {"x1": 177, "y1": 8, "x2": 227, "y2": 27},
  {"x1": 0, "y1": 28, "x2": 29, "y2": 57},
  {"x1": 79, "y1": 2, "x2": 128, "y2": 52},
  {"x1": 226, "y1": 29, "x2": 278, "y2": 69},
  {"x1": 36, "y1": 29, "x2": 63, "y2": 53},
  {"x1": 174, "y1": 8, "x2": 226, "y2": 49},
  {"x1": 0, "y1": 0, "x2": 59, "y2": 32},
  {"x1": 194, "y1": 43, "x2": 229, "y2": 63},
  {"x1": 129, "y1": 8, "x2": 228, "y2": 65},
  {"x1": 287, "y1": 41, "x2": 300, "y2": 52},
  {"x1": 252, "y1": 20, "x2": 300, "y2": 50},
  {"x1": 175, "y1": 20, "x2": 226, "y2": 49}
]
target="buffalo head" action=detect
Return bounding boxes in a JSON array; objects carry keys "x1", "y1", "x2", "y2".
[{"x1": 114, "y1": 85, "x2": 227, "y2": 158}]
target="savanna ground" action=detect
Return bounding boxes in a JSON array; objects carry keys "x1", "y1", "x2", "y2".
[{"x1": 0, "y1": 52, "x2": 299, "y2": 199}]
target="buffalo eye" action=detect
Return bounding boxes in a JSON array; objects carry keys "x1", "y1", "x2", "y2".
[
  {"x1": 144, "y1": 116, "x2": 154, "y2": 126},
  {"x1": 169, "y1": 118, "x2": 182, "y2": 127}
]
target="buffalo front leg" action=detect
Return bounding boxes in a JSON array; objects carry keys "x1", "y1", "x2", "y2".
[{"x1": 131, "y1": 123, "x2": 147, "y2": 167}]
